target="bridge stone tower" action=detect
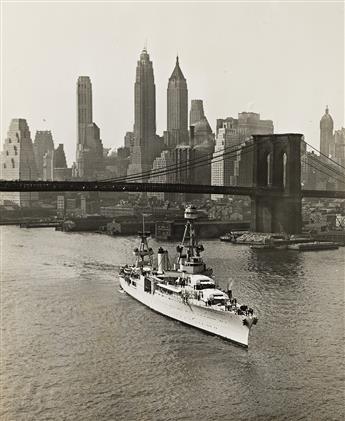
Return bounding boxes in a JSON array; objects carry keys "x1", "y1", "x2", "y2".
[{"x1": 251, "y1": 133, "x2": 303, "y2": 234}]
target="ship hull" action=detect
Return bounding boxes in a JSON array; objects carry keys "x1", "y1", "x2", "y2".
[{"x1": 119, "y1": 276, "x2": 251, "y2": 347}]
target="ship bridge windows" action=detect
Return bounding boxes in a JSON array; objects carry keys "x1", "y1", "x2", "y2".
[
  {"x1": 184, "y1": 261, "x2": 202, "y2": 267},
  {"x1": 194, "y1": 283, "x2": 215, "y2": 291}
]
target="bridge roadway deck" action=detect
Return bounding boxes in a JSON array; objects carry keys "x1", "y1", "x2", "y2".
[{"x1": 0, "y1": 180, "x2": 344, "y2": 199}]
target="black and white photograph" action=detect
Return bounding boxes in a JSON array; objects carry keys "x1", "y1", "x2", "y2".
[{"x1": 1, "y1": 1, "x2": 344, "y2": 420}]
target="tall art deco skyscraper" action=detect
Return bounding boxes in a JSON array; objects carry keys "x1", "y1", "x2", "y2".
[
  {"x1": 166, "y1": 56, "x2": 189, "y2": 147},
  {"x1": 75, "y1": 76, "x2": 103, "y2": 179},
  {"x1": 77, "y1": 76, "x2": 93, "y2": 146},
  {"x1": 127, "y1": 48, "x2": 160, "y2": 179}
]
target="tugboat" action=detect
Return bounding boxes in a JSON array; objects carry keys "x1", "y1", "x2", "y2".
[{"x1": 119, "y1": 206, "x2": 258, "y2": 347}]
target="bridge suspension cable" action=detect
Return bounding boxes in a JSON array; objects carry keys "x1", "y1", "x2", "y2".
[
  {"x1": 116, "y1": 140, "x2": 344, "y2": 185},
  {"x1": 101, "y1": 141, "x2": 256, "y2": 182},
  {"x1": 302, "y1": 159, "x2": 345, "y2": 185},
  {"x1": 123, "y1": 143, "x2": 254, "y2": 183},
  {"x1": 304, "y1": 156, "x2": 345, "y2": 179},
  {"x1": 304, "y1": 141, "x2": 345, "y2": 171},
  {"x1": 99, "y1": 136, "x2": 344, "y2": 188},
  {"x1": 302, "y1": 151, "x2": 345, "y2": 179},
  {"x1": 142, "y1": 143, "x2": 256, "y2": 183},
  {"x1": 101, "y1": 141, "x2": 255, "y2": 183}
]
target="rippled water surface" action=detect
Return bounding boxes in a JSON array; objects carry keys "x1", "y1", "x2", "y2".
[{"x1": 1, "y1": 226, "x2": 344, "y2": 420}]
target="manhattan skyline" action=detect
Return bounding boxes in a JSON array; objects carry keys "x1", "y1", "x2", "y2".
[{"x1": 2, "y1": 1, "x2": 344, "y2": 165}]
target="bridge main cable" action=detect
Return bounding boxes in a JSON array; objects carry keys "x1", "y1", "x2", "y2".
[
  {"x1": 102, "y1": 141, "x2": 255, "y2": 183},
  {"x1": 302, "y1": 159, "x2": 345, "y2": 185},
  {"x1": 304, "y1": 140, "x2": 345, "y2": 171}
]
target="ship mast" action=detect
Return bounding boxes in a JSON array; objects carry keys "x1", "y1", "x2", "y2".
[
  {"x1": 175, "y1": 206, "x2": 206, "y2": 274},
  {"x1": 134, "y1": 214, "x2": 153, "y2": 267},
  {"x1": 180, "y1": 206, "x2": 202, "y2": 258}
]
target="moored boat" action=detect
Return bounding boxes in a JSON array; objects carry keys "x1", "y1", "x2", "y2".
[
  {"x1": 288, "y1": 241, "x2": 339, "y2": 251},
  {"x1": 220, "y1": 231, "x2": 249, "y2": 243}
]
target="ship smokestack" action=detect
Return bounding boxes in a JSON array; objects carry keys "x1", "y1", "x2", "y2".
[
  {"x1": 157, "y1": 248, "x2": 169, "y2": 273},
  {"x1": 157, "y1": 247, "x2": 164, "y2": 273}
]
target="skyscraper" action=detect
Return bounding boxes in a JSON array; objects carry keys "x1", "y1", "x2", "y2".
[
  {"x1": 189, "y1": 99, "x2": 214, "y2": 147},
  {"x1": 211, "y1": 112, "x2": 274, "y2": 199},
  {"x1": 320, "y1": 106, "x2": 335, "y2": 158},
  {"x1": 334, "y1": 128, "x2": 345, "y2": 167},
  {"x1": 302, "y1": 110, "x2": 344, "y2": 191},
  {"x1": 166, "y1": 56, "x2": 189, "y2": 147},
  {"x1": 77, "y1": 76, "x2": 93, "y2": 147},
  {"x1": 124, "y1": 131, "x2": 135, "y2": 153},
  {"x1": 1, "y1": 119, "x2": 38, "y2": 206},
  {"x1": 33, "y1": 130, "x2": 54, "y2": 179},
  {"x1": 76, "y1": 76, "x2": 103, "y2": 178},
  {"x1": 54, "y1": 144, "x2": 68, "y2": 168},
  {"x1": 148, "y1": 150, "x2": 175, "y2": 201},
  {"x1": 190, "y1": 100, "x2": 205, "y2": 125},
  {"x1": 188, "y1": 100, "x2": 214, "y2": 194},
  {"x1": 134, "y1": 48, "x2": 156, "y2": 145},
  {"x1": 128, "y1": 48, "x2": 162, "y2": 179},
  {"x1": 174, "y1": 143, "x2": 196, "y2": 202},
  {"x1": 43, "y1": 144, "x2": 71, "y2": 181}
]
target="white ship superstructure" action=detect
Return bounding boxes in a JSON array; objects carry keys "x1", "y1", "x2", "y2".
[{"x1": 119, "y1": 206, "x2": 257, "y2": 347}]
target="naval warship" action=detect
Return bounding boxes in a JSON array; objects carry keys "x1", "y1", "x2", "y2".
[{"x1": 119, "y1": 206, "x2": 257, "y2": 347}]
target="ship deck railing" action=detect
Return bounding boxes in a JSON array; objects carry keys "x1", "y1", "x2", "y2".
[{"x1": 156, "y1": 283, "x2": 182, "y2": 294}]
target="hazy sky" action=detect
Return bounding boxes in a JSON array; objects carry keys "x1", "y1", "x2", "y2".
[{"x1": 2, "y1": 1, "x2": 344, "y2": 165}]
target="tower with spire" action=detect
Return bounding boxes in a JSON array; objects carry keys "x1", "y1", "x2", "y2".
[
  {"x1": 166, "y1": 56, "x2": 189, "y2": 147},
  {"x1": 320, "y1": 106, "x2": 335, "y2": 158}
]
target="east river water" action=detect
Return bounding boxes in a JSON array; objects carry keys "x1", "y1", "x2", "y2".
[{"x1": 1, "y1": 226, "x2": 344, "y2": 421}]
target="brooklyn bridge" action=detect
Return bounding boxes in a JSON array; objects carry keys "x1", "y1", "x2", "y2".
[
  {"x1": 1, "y1": 180, "x2": 344, "y2": 199},
  {"x1": 1, "y1": 134, "x2": 344, "y2": 234}
]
